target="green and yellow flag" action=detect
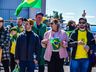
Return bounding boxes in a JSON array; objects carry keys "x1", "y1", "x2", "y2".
[
  {"x1": 15, "y1": 0, "x2": 42, "y2": 16},
  {"x1": 50, "y1": 38, "x2": 61, "y2": 50}
]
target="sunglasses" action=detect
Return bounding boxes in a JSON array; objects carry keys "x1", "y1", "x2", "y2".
[
  {"x1": 0, "y1": 21, "x2": 3, "y2": 22},
  {"x1": 79, "y1": 22, "x2": 86, "y2": 24},
  {"x1": 50, "y1": 22, "x2": 59, "y2": 25}
]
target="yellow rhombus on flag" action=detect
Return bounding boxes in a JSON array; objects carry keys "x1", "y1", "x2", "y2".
[{"x1": 15, "y1": 0, "x2": 42, "y2": 16}]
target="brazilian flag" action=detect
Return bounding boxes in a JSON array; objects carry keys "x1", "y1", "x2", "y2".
[
  {"x1": 50, "y1": 38, "x2": 61, "y2": 50},
  {"x1": 15, "y1": 0, "x2": 42, "y2": 16}
]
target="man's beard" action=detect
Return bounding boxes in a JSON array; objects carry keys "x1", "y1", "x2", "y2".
[{"x1": 79, "y1": 26, "x2": 86, "y2": 31}]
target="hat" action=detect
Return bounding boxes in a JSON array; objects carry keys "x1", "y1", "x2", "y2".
[
  {"x1": 36, "y1": 12, "x2": 44, "y2": 17},
  {"x1": 79, "y1": 17, "x2": 87, "y2": 23},
  {"x1": 10, "y1": 27, "x2": 17, "y2": 31}
]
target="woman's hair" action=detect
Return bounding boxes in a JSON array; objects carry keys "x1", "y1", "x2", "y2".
[{"x1": 51, "y1": 19, "x2": 60, "y2": 31}]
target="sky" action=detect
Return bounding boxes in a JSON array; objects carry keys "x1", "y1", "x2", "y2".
[{"x1": 46, "y1": 0, "x2": 96, "y2": 24}]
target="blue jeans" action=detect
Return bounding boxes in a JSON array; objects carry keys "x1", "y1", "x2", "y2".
[
  {"x1": 19, "y1": 61, "x2": 35, "y2": 72},
  {"x1": 70, "y1": 59, "x2": 89, "y2": 72}
]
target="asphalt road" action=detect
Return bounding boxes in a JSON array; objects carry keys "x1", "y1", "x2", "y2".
[
  {"x1": 34, "y1": 66, "x2": 96, "y2": 72},
  {"x1": 0, "y1": 66, "x2": 96, "y2": 72}
]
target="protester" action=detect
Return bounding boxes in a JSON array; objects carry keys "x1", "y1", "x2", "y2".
[
  {"x1": 41, "y1": 19, "x2": 68, "y2": 72},
  {"x1": 16, "y1": 17, "x2": 24, "y2": 33},
  {"x1": 10, "y1": 27, "x2": 19, "y2": 72},
  {"x1": 32, "y1": 12, "x2": 47, "y2": 72},
  {"x1": 88, "y1": 32, "x2": 96, "y2": 72},
  {"x1": 69, "y1": 18, "x2": 95, "y2": 72},
  {"x1": 0, "y1": 17, "x2": 10, "y2": 72},
  {"x1": 65, "y1": 20, "x2": 76, "y2": 65},
  {"x1": 66, "y1": 20, "x2": 76, "y2": 36},
  {"x1": 15, "y1": 19, "x2": 40, "y2": 72}
]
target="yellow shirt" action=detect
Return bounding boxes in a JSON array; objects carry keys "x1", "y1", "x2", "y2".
[
  {"x1": 10, "y1": 40, "x2": 16, "y2": 55},
  {"x1": 0, "y1": 48, "x2": 2, "y2": 62},
  {"x1": 75, "y1": 30, "x2": 88, "y2": 59}
]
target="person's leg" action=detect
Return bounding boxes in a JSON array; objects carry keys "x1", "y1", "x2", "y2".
[
  {"x1": 38, "y1": 48, "x2": 45, "y2": 72},
  {"x1": 56, "y1": 58, "x2": 64, "y2": 72},
  {"x1": 80, "y1": 59, "x2": 89, "y2": 72},
  {"x1": 48, "y1": 52, "x2": 64, "y2": 72},
  {"x1": 27, "y1": 61, "x2": 35, "y2": 72},
  {"x1": 47, "y1": 52, "x2": 57, "y2": 72},
  {"x1": 88, "y1": 54, "x2": 96, "y2": 72},
  {"x1": 10, "y1": 53, "x2": 16, "y2": 72},
  {"x1": 48, "y1": 60, "x2": 55, "y2": 72},
  {"x1": 19, "y1": 61, "x2": 26, "y2": 72},
  {"x1": 54, "y1": 52, "x2": 64, "y2": 72},
  {"x1": 88, "y1": 64, "x2": 92, "y2": 72},
  {"x1": 38, "y1": 65, "x2": 44, "y2": 72},
  {"x1": 2, "y1": 60, "x2": 9, "y2": 72},
  {"x1": 70, "y1": 59, "x2": 79, "y2": 72}
]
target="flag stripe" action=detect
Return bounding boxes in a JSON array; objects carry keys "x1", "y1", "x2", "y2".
[{"x1": 15, "y1": 0, "x2": 41, "y2": 16}]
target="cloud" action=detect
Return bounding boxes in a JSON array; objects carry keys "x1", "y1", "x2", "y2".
[
  {"x1": 65, "y1": 12, "x2": 75, "y2": 15},
  {"x1": 63, "y1": 16, "x2": 75, "y2": 19},
  {"x1": 86, "y1": 15, "x2": 95, "y2": 18}
]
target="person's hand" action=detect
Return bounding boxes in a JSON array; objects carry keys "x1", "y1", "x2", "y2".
[
  {"x1": 15, "y1": 59, "x2": 19, "y2": 64},
  {"x1": 41, "y1": 39, "x2": 49, "y2": 48},
  {"x1": 78, "y1": 40, "x2": 85, "y2": 45},
  {"x1": 84, "y1": 45, "x2": 89, "y2": 52},
  {"x1": 60, "y1": 41, "x2": 68, "y2": 48},
  {"x1": 33, "y1": 59, "x2": 38, "y2": 64},
  {"x1": 41, "y1": 39, "x2": 49, "y2": 44},
  {"x1": 90, "y1": 50, "x2": 93, "y2": 54}
]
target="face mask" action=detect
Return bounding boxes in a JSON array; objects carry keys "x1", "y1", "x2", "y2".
[{"x1": 69, "y1": 26, "x2": 75, "y2": 30}]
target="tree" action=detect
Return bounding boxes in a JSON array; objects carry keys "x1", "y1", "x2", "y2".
[{"x1": 53, "y1": 11, "x2": 59, "y2": 19}]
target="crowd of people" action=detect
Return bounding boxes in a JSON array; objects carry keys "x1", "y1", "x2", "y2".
[{"x1": 0, "y1": 12, "x2": 96, "y2": 72}]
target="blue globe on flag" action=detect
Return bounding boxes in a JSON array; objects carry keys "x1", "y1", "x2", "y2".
[{"x1": 50, "y1": 38, "x2": 61, "y2": 50}]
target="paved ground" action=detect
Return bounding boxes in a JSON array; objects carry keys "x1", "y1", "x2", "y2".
[
  {"x1": 35, "y1": 66, "x2": 96, "y2": 72},
  {"x1": 0, "y1": 65, "x2": 96, "y2": 72},
  {"x1": 63, "y1": 66, "x2": 96, "y2": 72}
]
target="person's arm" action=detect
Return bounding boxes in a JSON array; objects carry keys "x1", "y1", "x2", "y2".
[
  {"x1": 0, "y1": 30, "x2": 10, "y2": 49},
  {"x1": 0, "y1": 48, "x2": 2, "y2": 62},
  {"x1": 34, "y1": 35, "x2": 41, "y2": 63},
  {"x1": 87, "y1": 33, "x2": 95, "y2": 53},
  {"x1": 68, "y1": 31, "x2": 77, "y2": 48},
  {"x1": 41, "y1": 31, "x2": 49, "y2": 48},
  {"x1": 15, "y1": 36, "x2": 21, "y2": 64},
  {"x1": 0, "y1": 30, "x2": 10, "y2": 62},
  {"x1": 60, "y1": 31, "x2": 68, "y2": 48}
]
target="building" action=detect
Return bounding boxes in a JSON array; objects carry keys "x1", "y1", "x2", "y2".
[{"x1": 0, "y1": 0, "x2": 46, "y2": 20}]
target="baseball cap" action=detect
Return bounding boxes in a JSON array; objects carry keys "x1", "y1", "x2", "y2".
[{"x1": 10, "y1": 27, "x2": 17, "y2": 32}]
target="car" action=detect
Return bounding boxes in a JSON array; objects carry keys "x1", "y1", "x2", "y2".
[{"x1": 90, "y1": 25, "x2": 96, "y2": 35}]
